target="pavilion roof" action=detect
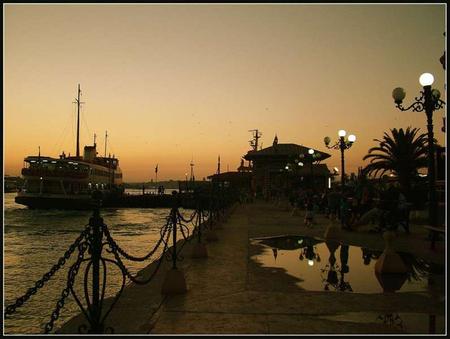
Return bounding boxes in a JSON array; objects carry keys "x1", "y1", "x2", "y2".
[
  {"x1": 244, "y1": 143, "x2": 331, "y2": 161},
  {"x1": 207, "y1": 171, "x2": 252, "y2": 181}
]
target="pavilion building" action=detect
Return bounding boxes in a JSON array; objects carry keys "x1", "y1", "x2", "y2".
[{"x1": 243, "y1": 135, "x2": 332, "y2": 198}]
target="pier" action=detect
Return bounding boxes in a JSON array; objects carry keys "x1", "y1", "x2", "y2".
[
  {"x1": 104, "y1": 192, "x2": 197, "y2": 209},
  {"x1": 55, "y1": 200, "x2": 444, "y2": 334}
]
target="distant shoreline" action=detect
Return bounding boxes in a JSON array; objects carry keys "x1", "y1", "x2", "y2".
[{"x1": 124, "y1": 180, "x2": 192, "y2": 190}]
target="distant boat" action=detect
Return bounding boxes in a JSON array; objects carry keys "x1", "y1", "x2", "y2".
[{"x1": 15, "y1": 85, "x2": 124, "y2": 209}]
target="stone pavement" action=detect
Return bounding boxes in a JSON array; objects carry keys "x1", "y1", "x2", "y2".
[{"x1": 58, "y1": 201, "x2": 446, "y2": 334}]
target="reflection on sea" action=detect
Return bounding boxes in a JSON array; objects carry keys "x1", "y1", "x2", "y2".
[{"x1": 251, "y1": 235, "x2": 444, "y2": 295}]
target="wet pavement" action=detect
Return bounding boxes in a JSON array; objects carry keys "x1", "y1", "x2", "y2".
[
  {"x1": 58, "y1": 201, "x2": 446, "y2": 334},
  {"x1": 251, "y1": 235, "x2": 443, "y2": 294}
]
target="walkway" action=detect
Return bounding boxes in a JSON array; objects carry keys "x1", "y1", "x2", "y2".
[{"x1": 58, "y1": 201, "x2": 445, "y2": 334}]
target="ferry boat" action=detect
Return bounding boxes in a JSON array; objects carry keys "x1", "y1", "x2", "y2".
[{"x1": 15, "y1": 85, "x2": 124, "y2": 209}]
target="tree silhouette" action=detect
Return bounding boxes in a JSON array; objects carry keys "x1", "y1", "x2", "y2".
[{"x1": 363, "y1": 127, "x2": 428, "y2": 196}]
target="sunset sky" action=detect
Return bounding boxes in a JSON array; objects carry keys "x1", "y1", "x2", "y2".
[{"x1": 4, "y1": 4, "x2": 446, "y2": 182}]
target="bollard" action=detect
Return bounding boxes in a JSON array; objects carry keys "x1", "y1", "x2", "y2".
[
  {"x1": 374, "y1": 231, "x2": 408, "y2": 293},
  {"x1": 374, "y1": 231, "x2": 408, "y2": 275},
  {"x1": 205, "y1": 216, "x2": 219, "y2": 242}
]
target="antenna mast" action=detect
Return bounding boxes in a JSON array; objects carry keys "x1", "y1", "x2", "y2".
[
  {"x1": 73, "y1": 84, "x2": 84, "y2": 158},
  {"x1": 190, "y1": 156, "x2": 195, "y2": 182},
  {"x1": 104, "y1": 131, "x2": 108, "y2": 157},
  {"x1": 248, "y1": 129, "x2": 262, "y2": 151}
]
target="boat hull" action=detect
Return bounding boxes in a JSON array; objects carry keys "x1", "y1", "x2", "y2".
[{"x1": 15, "y1": 195, "x2": 98, "y2": 210}]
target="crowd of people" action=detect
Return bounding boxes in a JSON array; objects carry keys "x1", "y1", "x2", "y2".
[{"x1": 285, "y1": 181, "x2": 411, "y2": 233}]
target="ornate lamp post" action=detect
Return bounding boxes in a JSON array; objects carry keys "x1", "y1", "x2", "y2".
[
  {"x1": 324, "y1": 131, "x2": 356, "y2": 190},
  {"x1": 392, "y1": 73, "x2": 445, "y2": 227},
  {"x1": 308, "y1": 149, "x2": 315, "y2": 187}
]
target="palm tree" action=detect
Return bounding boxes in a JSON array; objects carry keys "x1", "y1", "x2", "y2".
[{"x1": 363, "y1": 127, "x2": 428, "y2": 196}]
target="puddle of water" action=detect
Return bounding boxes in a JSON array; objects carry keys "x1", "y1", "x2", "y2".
[
  {"x1": 251, "y1": 235, "x2": 445, "y2": 294},
  {"x1": 318, "y1": 312, "x2": 446, "y2": 334}
]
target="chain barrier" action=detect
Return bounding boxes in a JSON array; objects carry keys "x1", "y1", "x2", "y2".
[
  {"x1": 177, "y1": 209, "x2": 197, "y2": 224},
  {"x1": 5, "y1": 187, "x2": 236, "y2": 334},
  {"x1": 104, "y1": 218, "x2": 171, "y2": 262},
  {"x1": 44, "y1": 241, "x2": 89, "y2": 333},
  {"x1": 106, "y1": 222, "x2": 172, "y2": 285},
  {"x1": 4, "y1": 225, "x2": 91, "y2": 316}
]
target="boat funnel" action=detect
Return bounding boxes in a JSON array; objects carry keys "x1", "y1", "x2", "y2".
[{"x1": 83, "y1": 145, "x2": 97, "y2": 162}]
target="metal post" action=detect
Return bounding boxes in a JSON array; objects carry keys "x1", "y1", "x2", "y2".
[
  {"x1": 195, "y1": 191, "x2": 203, "y2": 243},
  {"x1": 171, "y1": 206, "x2": 177, "y2": 269},
  {"x1": 197, "y1": 209, "x2": 203, "y2": 243},
  {"x1": 424, "y1": 86, "x2": 437, "y2": 227},
  {"x1": 339, "y1": 141, "x2": 346, "y2": 228},
  {"x1": 76, "y1": 85, "x2": 81, "y2": 158},
  {"x1": 89, "y1": 208, "x2": 103, "y2": 333},
  {"x1": 340, "y1": 138, "x2": 345, "y2": 190}
]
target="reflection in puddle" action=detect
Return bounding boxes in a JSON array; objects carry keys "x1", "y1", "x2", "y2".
[{"x1": 251, "y1": 235, "x2": 444, "y2": 294}]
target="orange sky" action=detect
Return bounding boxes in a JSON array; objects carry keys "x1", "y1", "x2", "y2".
[{"x1": 4, "y1": 4, "x2": 446, "y2": 182}]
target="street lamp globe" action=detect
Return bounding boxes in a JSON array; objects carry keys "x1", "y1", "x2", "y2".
[
  {"x1": 348, "y1": 134, "x2": 356, "y2": 143},
  {"x1": 419, "y1": 72, "x2": 434, "y2": 86},
  {"x1": 338, "y1": 129, "x2": 346, "y2": 137},
  {"x1": 392, "y1": 87, "x2": 406, "y2": 103},
  {"x1": 308, "y1": 149, "x2": 315, "y2": 155},
  {"x1": 432, "y1": 89, "x2": 441, "y2": 100}
]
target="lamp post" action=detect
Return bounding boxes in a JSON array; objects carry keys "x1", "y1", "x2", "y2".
[
  {"x1": 324, "y1": 131, "x2": 356, "y2": 191},
  {"x1": 308, "y1": 149, "x2": 315, "y2": 187},
  {"x1": 392, "y1": 73, "x2": 445, "y2": 227}
]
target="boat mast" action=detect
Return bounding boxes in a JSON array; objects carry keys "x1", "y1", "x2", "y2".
[{"x1": 73, "y1": 84, "x2": 84, "y2": 158}]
